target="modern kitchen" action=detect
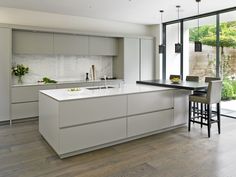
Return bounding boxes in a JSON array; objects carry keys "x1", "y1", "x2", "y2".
[{"x1": 0, "y1": 1, "x2": 236, "y2": 177}]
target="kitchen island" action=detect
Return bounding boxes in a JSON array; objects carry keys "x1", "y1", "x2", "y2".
[{"x1": 39, "y1": 84, "x2": 190, "y2": 158}]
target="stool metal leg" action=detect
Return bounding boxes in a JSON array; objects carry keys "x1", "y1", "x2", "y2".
[
  {"x1": 207, "y1": 104, "x2": 211, "y2": 138},
  {"x1": 200, "y1": 103, "x2": 203, "y2": 128},
  {"x1": 217, "y1": 103, "x2": 221, "y2": 134},
  {"x1": 188, "y1": 101, "x2": 191, "y2": 132}
]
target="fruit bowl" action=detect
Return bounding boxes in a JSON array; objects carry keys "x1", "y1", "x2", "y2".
[{"x1": 170, "y1": 78, "x2": 180, "y2": 84}]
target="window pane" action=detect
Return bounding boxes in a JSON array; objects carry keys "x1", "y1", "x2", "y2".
[
  {"x1": 183, "y1": 15, "x2": 217, "y2": 81},
  {"x1": 166, "y1": 23, "x2": 181, "y2": 79}
]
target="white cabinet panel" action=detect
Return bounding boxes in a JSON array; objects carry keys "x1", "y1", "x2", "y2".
[
  {"x1": 174, "y1": 90, "x2": 190, "y2": 125},
  {"x1": 124, "y1": 38, "x2": 140, "y2": 84},
  {"x1": 59, "y1": 95, "x2": 127, "y2": 127},
  {"x1": 11, "y1": 85, "x2": 57, "y2": 103},
  {"x1": 127, "y1": 91, "x2": 173, "y2": 116},
  {"x1": 13, "y1": 31, "x2": 53, "y2": 54},
  {"x1": 60, "y1": 118, "x2": 126, "y2": 154},
  {"x1": 0, "y1": 28, "x2": 11, "y2": 121},
  {"x1": 54, "y1": 34, "x2": 89, "y2": 55},
  {"x1": 140, "y1": 39, "x2": 154, "y2": 80},
  {"x1": 89, "y1": 36, "x2": 117, "y2": 56},
  {"x1": 11, "y1": 102, "x2": 38, "y2": 120},
  {"x1": 128, "y1": 110, "x2": 173, "y2": 137}
]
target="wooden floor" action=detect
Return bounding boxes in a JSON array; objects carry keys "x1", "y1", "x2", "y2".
[{"x1": 0, "y1": 117, "x2": 236, "y2": 177}]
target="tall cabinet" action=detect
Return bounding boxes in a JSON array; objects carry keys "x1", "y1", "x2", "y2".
[
  {"x1": 0, "y1": 28, "x2": 11, "y2": 122},
  {"x1": 114, "y1": 37, "x2": 155, "y2": 84},
  {"x1": 124, "y1": 38, "x2": 140, "y2": 84}
]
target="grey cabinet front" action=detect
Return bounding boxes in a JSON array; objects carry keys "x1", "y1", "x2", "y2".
[
  {"x1": 54, "y1": 34, "x2": 89, "y2": 55},
  {"x1": 124, "y1": 38, "x2": 140, "y2": 84},
  {"x1": 89, "y1": 36, "x2": 117, "y2": 56},
  {"x1": 140, "y1": 39, "x2": 155, "y2": 80},
  {"x1": 13, "y1": 30, "x2": 54, "y2": 54}
]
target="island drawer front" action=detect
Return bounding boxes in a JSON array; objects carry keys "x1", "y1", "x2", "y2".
[
  {"x1": 127, "y1": 91, "x2": 173, "y2": 116},
  {"x1": 11, "y1": 102, "x2": 38, "y2": 120},
  {"x1": 11, "y1": 85, "x2": 57, "y2": 103},
  {"x1": 60, "y1": 118, "x2": 126, "y2": 154},
  {"x1": 127, "y1": 109, "x2": 173, "y2": 137},
  {"x1": 59, "y1": 95, "x2": 127, "y2": 127}
]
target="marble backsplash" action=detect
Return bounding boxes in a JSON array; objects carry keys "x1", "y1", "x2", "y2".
[{"x1": 12, "y1": 55, "x2": 113, "y2": 84}]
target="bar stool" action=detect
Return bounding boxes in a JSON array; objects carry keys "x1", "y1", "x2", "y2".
[
  {"x1": 186, "y1": 76, "x2": 200, "y2": 121},
  {"x1": 186, "y1": 76, "x2": 199, "y2": 82},
  {"x1": 188, "y1": 80, "x2": 222, "y2": 138},
  {"x1": 205, "y1": 77, "x2": 221, "y2": 83},
  {"x1": 169, "y1": 75, "x2": 181, "y2": 80}
]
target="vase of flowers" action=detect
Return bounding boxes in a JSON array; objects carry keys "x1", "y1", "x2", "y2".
[{"x1": 12, "y1": 64, "x2": 29, "y2": 84}]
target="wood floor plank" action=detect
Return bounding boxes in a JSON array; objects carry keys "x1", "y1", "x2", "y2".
[{"x1": 0, "y1": 118, "x2": 236, "y2": 177}]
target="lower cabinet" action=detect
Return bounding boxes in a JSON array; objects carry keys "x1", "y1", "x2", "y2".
[
  {"x1": 60, "y1": 118, "x2": 126, "y2": 154},
  {"x1": 11, "y1": 102, "x2": 38, "y2": 120},
  {"x1": 127, "y1": 110, "x2": 174, "y2": 137},
  {"x1": 174, "y1": 90, "x2": 190, "y2": 126}
]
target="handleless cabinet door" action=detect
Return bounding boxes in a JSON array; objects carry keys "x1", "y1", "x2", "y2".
[
  {"x1": 54, "y1": 34, "x2": 89, "y2": 55},
  {"x1": 0, "y1": 28, "x2": 11, "y2": 121},
  {"x1": 59, "y1": 95, "x2": 127, "y2": 127},
  {"x1": 127, "y1": 91, "x2": 174, "y2": 116},
  {"x1": 140, "y1": 39, "x2": 154, "y2": 80},
  {"x1": 13, "y1": 30, "x2": 53, "y2": 54},
  {"x1": 124, "y1": 38, "x2": 140, "y2": 84},
  {"x1": 11, "y1": 85, "x2": 57, "y2": 103},
  {"x1": 11, "y1": 102, "x2": 38, "y2": 120},
  {"x1": 128, "y1": 110, "x2": 173, "y2": 137},
  {"x1": 60, "y1": 118, "x2": 126, "y2": 154},
  {"x1": 89, "y1": 36, "x2": 118, "y2": 56}
]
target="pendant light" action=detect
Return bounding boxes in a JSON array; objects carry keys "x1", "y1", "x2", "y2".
[
  {"x1": 175, "y1": 5, "x2": 182, "y2": 53},
  {"x1": 195, "y1": 0, "x2": 202, "y2": 52},
  {"x1": 159, "y1": 10, "x2": 165, "y2": 54}
]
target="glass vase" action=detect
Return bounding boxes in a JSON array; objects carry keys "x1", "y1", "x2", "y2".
[{"x1": 18, "y1": 76, "x2": 23, "y2": 84}]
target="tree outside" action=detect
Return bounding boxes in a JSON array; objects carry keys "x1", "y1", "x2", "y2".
[{"x1": 189, "y1": 21, "x2": 236, "y2": 100}]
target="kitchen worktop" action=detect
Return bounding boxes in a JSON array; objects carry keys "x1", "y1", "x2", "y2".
[
  {"x1": 40, "y1": 84, "x2": 174, "y2": 101},
  {"x1": 12, "y1": 79, "x2": 123, "y2": 87}
]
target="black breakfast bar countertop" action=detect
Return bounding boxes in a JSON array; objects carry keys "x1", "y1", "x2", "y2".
[{"x1": 137, "y1": 80, "x2": 208, "y2": 91}]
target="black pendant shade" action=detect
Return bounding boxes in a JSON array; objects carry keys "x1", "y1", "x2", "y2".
[
  {"x1": 175, "y1": 43, "x2": 182, "y2": 53},
  {"x1": 159, "y1": 10, "x2": 165, "y2": 54},
  {"x1": 159, "y1": 44, "x2": 165, "y2": 54},
  {"x1": 194, "y1": 41, "x2": 202, "y2": 52},
  {"x1": 175, "y1": 6, "x2": 182, "y2": 54},
  {"x1": 194, "y1": 0, "x2": 202, "y2": 52}
]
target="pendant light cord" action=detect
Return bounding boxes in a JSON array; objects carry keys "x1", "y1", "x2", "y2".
[
  {"x1": 197, "y1": 1, "x2": 200, "y2": 41},
  {"x1": 177, "y1": 6, "x2": 180, "y2": 43}
]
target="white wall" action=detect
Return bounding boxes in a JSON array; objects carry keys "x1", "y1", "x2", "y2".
[
  {"x1": 149, "y1": 24, "x2": 161, "y2": 79},
  {"x1": 0, "y1": 7, "x2": 152, "y2": 36}
]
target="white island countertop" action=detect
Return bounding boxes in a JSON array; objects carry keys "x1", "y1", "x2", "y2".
[{"x1": 40, "y1": 84, "x2": 174, "y2": 101}]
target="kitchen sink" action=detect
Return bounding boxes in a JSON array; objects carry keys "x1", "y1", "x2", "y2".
[{"x1": 86, "y1": 86, "x2": 115, "y2": 90}]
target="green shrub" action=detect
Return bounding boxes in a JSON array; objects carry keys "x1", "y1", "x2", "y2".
[
  {"x1": 222, "y1": 80, "x2": 234, "y2": 100},
  {"x1": 231, "y1": 80, "x2": 236, "y2": 94}
]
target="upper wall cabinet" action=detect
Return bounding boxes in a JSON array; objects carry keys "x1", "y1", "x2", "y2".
[
  {"x1": 54, "y1": 34, "x2": 89, "y2": 55},
  {"x1": 13, "y1": 30, "x2": 54, "y2": 55},
  {"x1": 89, "y1": 36, "x2": 118, "y2": 56}
]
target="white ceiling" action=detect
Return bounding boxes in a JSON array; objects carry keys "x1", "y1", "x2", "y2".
[{"x1": 0, "y1": 0, "x2": 235, "y2": 25}]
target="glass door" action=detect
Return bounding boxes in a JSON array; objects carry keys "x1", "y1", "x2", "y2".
[
  {"x1": 165, "y1": 23, "x2": 181, "y2": 80},
  {"x1": 219, "y1": 11, "x2": 236, "y2": 117},
  {"x1": 183, "y1": 15, "x2": 217, "y2": 81}
]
